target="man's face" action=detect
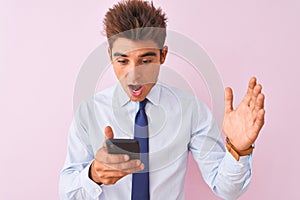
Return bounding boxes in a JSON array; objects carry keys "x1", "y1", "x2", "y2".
[{"x1": 110, "y1": 37, "x2": 167, "y2": 102}]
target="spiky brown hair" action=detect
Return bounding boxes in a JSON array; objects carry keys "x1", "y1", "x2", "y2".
[{"x1": 104, "y1": 0, "x2": 167, "y2": 49}]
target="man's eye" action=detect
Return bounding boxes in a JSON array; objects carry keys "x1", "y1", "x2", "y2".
[
  {"x1": 117, "y1": 60, "x2": 128, "y2": 64},
  {"x1": 142, "y1": 60, "x2": 152, "y2": 64}
]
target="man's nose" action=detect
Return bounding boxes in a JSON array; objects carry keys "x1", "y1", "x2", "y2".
[{"x1": 128, "y1": 62, "x2": 143, "y2": 80}]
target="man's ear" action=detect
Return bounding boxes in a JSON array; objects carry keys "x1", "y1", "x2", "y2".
[{"x1": 160, "y1": 45, "x2": 168, "y2": 64}]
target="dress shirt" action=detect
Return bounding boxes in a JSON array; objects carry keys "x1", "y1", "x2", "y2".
[{"x1": 59, "y1": 82, "x2": 252, "y2": 200}]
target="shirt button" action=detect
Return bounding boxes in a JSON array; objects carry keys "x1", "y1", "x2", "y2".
[{"x1": 95, "y1": 188, "x2": 100, "y2": 193}]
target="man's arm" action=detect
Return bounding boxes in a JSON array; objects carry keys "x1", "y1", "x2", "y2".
[
  {"x1": 59, "y1": 101, "x2": 143, "y2": 200},
  {"x1": 59, "y1": 101, "x2": 103, "y2": 200},
  {"x1": 190, "y1": 77, "x2": 265, "y2": 199},
  {"x1": 189, "y1": 101, "x2": 252, "y2": 200}
]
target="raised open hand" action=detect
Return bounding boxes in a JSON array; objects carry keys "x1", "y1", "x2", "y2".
[{"x1": 222, "y1": 77, "x2": 265, "y2": 151}]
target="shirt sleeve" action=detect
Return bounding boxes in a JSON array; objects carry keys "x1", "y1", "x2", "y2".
[
  {"x1": 189, "y1": 99, "x2": 252, "y2": 200},
  {"x1": 59, "y1": 101, "x2": 103, "y2": 200}
]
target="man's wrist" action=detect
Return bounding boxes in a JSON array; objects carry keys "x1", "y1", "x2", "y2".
[
  {"x1": 89, "y1": 160, "x2": 103, "y2": 185},
  {"x1": 225, "y1": 137, "x2": 254, "y2": 161}
]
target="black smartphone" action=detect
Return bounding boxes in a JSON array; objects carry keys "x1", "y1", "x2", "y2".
[{"x1": 106, "y1": 139, "x2": 140, "y2": 160}]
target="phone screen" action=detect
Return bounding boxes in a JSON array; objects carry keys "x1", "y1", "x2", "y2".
[{"x1": 106, "y1": 139, "x2": 140, "y2": 160}]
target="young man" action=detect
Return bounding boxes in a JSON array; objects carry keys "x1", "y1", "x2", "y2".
[{"x1": 59, "y1": 1, "x2": 265, "y2": 199}]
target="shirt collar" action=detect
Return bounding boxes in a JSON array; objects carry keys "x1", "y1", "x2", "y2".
[
  {"x1": 146, "y1": 83, "x2": 160, "y2": 106},
  {"x1": 114, "y1": 83, "x2": 130, "y2": 107}
]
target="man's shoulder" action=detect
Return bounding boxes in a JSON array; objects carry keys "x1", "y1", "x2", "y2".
[
  {"x1": 157, "y1": 83, "x2": 210, "y2": 112},
  {"x1": 76, "y1": 84, "x2": 116, "y2": 110},
  {"x1": 93, "y1": 84, "x2": 116, "y2": 101},
  {"x1": 158, "y1": 83, "x2": 199, "y2": 102}
]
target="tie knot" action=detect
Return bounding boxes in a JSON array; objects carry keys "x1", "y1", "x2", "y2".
[{"x1": 139, "y1": 99, "x2": 148, "y2": 110}]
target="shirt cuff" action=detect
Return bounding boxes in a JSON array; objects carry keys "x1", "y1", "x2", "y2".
[
  {"x1": 80, "y1": 161, "x2": 103, "y2": 199},
  {"x1": 223, "y1": 150, "x2": 252, "y2": 173}
]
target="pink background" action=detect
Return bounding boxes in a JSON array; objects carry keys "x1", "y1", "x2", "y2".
[{"x1": 1, "y1": 0, "x2": 300, "y2": 199}]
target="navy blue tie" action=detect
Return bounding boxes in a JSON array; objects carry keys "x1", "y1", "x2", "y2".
[{"x1": 131, "y1": 99, "x2": 150, "y2": 200}]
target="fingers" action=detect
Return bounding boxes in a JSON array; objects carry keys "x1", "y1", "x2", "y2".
[
  {"x1": 95, "y1": 159, "x2": 143, "y2": 175},
  {"x1": 90, "y1": 160, "x2": 127, "y2": 185},
  {"x1": 251, "y1": 92, "x2": 265, "y2": 123},
  {"x1": 242, "y1": 77, "x2": 257, "y2": 105},
  {"x1": 246, "y1": 77, "x2": 265, "y2": 130},
  {"x1": 250, "y1": 84, "x2": 262, "y2": 110},
  {"x1": 96, "y1": 147, "x2": 130, "y2": 164},
  {"x1": 224, "y1": 87, "x2": 233, "y2": 113},
  {"x1": 122, "y1": 163, "x2": 144, "y2": 173},
  {"x1": 91, "y1": 158, "x2": 144, "y2": 185},
  {"x1": 108, "y1": 159, "x2": 144, "y2": 172},
  {"x1": 254, "y1": 109, "x2": 265, "y2": 132},
  {"x1": 254, "y1": 93, "x2": 265, "y2": 113}
]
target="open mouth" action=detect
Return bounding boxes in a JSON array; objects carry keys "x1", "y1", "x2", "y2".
[{"x1": 128, "y1": 84, "x2": 143, "y2": 97}]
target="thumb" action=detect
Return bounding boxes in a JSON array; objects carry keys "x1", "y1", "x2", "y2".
[
  {"x1": 104, "y1": 126, "x2": 114, "y2": 140},
  {"x1": 224, "y1": 87, "x2": 233, "y2": 113},
  {"x1": 103, "y1": 126, "x2": 114, "y2": 148}
]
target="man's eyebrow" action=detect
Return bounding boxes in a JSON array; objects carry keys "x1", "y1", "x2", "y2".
[
  {"x1": 139, "y1": 52, "x2": 157, "y2": 57},
  {"x1": 113, "y1": 52, "x2": 128, "y2": 57},
  {"x1": 113, "y1": 51, "x2": 158, "y2": 58}
]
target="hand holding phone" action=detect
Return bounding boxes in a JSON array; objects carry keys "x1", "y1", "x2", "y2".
[{"x1": 90, "y1": 126, "x2": 144, "y2": 185}]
